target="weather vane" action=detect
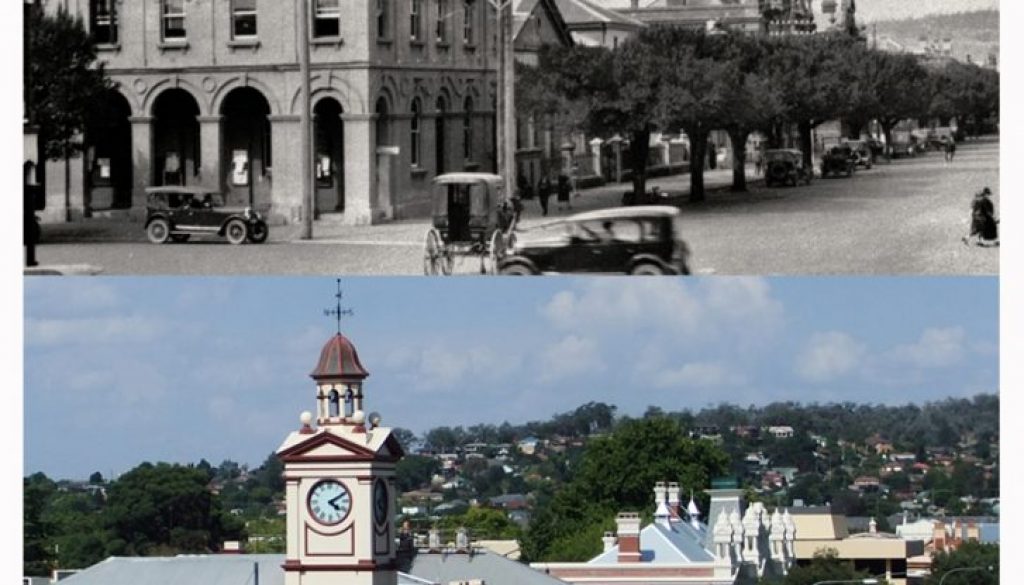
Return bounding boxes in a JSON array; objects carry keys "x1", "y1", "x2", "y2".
[{"x1": 323, "y1": 278, "x2": 354, "y2": 334}]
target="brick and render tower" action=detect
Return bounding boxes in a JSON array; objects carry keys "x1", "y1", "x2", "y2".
[{"x1": 277, "y1": 331, "x2": 405, "y2": 585}]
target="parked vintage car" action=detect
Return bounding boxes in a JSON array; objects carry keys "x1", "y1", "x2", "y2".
[
  {"x1": 821, "y1": 145, "x2": 856, "y2": 177},
  {"x1": 844, "y1": 140, "x2": 873, "y2": 169},
  {"x1": 144, "y1": 186, "x2": 268, "y2": 244},
  {"x1": 763, "y1": 149, "x2": 813, "y2": 187},
  {"x1": 889, "y1": 141, "x2": 917, "y2": 159},
  {"x1": 498, "y1": 206, "x2": 691, "y2": 275}
]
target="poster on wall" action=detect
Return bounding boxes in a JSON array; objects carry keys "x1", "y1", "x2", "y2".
[
  {"x1": 232, "y1": 150, "x2": 249, "y2": 186},
  {"x1": 317, "y1": 154, "x2": 332, "y2": 187},
  {"x1": 97, "y1": 158, "x2": 111, "y2": 179}
]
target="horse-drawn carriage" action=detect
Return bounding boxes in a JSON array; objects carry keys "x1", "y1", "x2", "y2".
[{"x1": 423, "y1": 172, "x2": 518, "y2": 275}]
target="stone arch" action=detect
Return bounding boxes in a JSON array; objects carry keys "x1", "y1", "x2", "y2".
[
  {"x1": 289, "y1": 73, "x2": 365, "y2": 116},
  {"x1": 85, "y1": 89, "x2": 134, "y2": 210},
  {"x1": 313, "y1": 96, "x2": 346, "y2": 214},
  {"x1": 211, "y1": 75, "x2": 282, "y2": 116},
  {"x1": 107, "y1": 82, "x2": 142, "y2": 117},
  {"x1": 220, "y1": 86, "x2": 273, "y2": 207},
  {"x1": 143, "y1": 78, "x2": 208, "y2": 117},
  {"x1": 151, "y1": 88, "x2": 202, "y2": 186}
]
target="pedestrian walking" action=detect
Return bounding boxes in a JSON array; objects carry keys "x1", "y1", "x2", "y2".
[
  {"x1": 962, "y1": 187, "x2": 998, "y2": 247},
  {"x1": 947, "y1": 140, "x2": 956, "y2": 162},
  {"x1": 24, "y1": 161, "x2": 40, "y2": 267},
  {"x1": 753, "y1": 150, "x2": 764, "y2": 176},
  {"x1": 537, "y1": 175, "x2": 552, "y2": 216},
  {"x1": 557, "y1": 173, "x2": 571, "y2": 211}
]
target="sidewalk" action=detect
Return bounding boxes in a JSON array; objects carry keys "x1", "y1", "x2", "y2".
[{"x1": 38, "y1": 165, "x2": 761, "y2": 244}]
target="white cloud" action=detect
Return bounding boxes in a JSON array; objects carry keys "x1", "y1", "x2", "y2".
[
  {"x1": 24, "y1": 280, "x2": 121, "y2": 315},
  {"x1": 651, "y1": 361, "x2": 746, "y2": 389},
  {"x1": 539, "y1": 335, "x2": 604, "y2": 381},
  {"x1": 24, "y1": 315, "x2": 167, "y2": 346},
  {"x1": 795, "y1": 331, "x2": 867, "y2": 383},
  {"x1": 541, "y1": 278, "x2": 781, "y2": 343},
  {"x1": 890, "y1": 327, "x2": 966, "y2": 368}
]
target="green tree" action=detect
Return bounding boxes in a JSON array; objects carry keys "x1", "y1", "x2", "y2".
[
  {"x1": 24, "y1": 473, "x2": 58, "y2": 576},
  {"x1": 25, "y1": 3, "x2": 112, "y2": 221},
  {"x1": 436, "y1": 507, "x2": 522, "y2": 540},
  {"x1": 395, "y1": 455, "x2": 441, "y2": 492},
  {"x1": 926, "y1": 541, "x2": 998, "y2": 585},
  {"x1": 104, "y1": 462, "x2": 244, "y2": 556},
  {"x1": 521, "y1": 417, "x2": 728, "y2": 561}
]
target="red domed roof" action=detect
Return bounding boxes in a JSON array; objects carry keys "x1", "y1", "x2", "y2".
[{"x1": 311, "y1": 333, "x2": 369, "y2": 380}]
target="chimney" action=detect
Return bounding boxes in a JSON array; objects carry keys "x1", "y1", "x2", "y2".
[
  {"x1": 616, "y1": 513, "x2": 642, "y2": 563},
  {"x1": 653, "y1": 481, "x2": 667, "y2": 507},
  {"x1": 932, "y1": 521, "x2": 946, "y2": 552},
  {"x1": 602, "y1": 531, "x2": 617, "y2": 553},
  {"x1": 667, "y1": 482, "x2": 681, "y2": 517},
  {"x1": 869, "y1": 517, "x2": 877, "y2": 534},
  {"x1": 428, "y1": 528, "x2": 442, "y2": 552},
  {"x1": 966, "y1": 521, "x2": 980, "y2": 542},
  {"x1": 455, "y1": 527, "x2": 470, "y2": 552}
]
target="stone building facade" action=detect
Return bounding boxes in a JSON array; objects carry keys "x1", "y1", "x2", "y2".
[{"x1": 39, "y1": 0, "x2": 513, "y2": 224}]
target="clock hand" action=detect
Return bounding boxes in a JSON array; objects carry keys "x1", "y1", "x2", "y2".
[{"x1": 328, "y1": 493, "x2": 345, "y2": 510}]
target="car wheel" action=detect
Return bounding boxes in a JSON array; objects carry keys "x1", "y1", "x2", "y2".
[
  {"x1": 147, "y1": 219, "x2": 170, "y2": 244},
  {"x1": 248, "y1": 220, "x2": 269, "y2": 244},
  {"x1": 170, "y1": 234, "x2": 190, "y2": 243},
  {"x1": 225, "y1": 219, "x2": 248, "y2": 245},
  {"x1": 630, "y1": 262, "x2": 665, "y2": 276},
  {"x1": 498, "y1": 263, "x2": 536, "y2": 276}
]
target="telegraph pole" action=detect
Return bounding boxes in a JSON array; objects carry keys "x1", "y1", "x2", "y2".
[
  {"x1": 493, "y1": 0, "x2": 515, "y2": 201},
  {"x1": 298, "y1": 0, "x2": 313, "y2": 239}
]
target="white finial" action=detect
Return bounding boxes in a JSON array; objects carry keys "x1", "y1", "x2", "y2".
[
  {"x1": 351, "y1": 410, "x2": 366, "y2": 424},
  {"x1": 300, "y1": 411, "x2": 313, "y2": 425}
]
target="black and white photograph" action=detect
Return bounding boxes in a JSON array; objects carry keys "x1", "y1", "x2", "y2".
[
  {"x1": 13, "y1": 1, "x2": 1015, "y2": 585},
  {"x1": 20, "y1": 0, "x2": 1000, "y2": 275}
]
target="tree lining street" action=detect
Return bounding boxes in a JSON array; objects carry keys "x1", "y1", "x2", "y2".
[{"x1": 32, "y1": 138, "x2": 998, "y2": 276}]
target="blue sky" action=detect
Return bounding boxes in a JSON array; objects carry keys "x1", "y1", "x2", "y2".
[{"x1": 23, "y1": 277, "x2": 998, "y2": 479}]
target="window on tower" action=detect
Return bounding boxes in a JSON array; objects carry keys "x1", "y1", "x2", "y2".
[{"x1": 328, "y1": 389, "x2": 340, "y2": 417}]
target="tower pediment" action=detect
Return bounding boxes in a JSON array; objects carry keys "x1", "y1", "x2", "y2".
[{"x1": 277, "y1": 427, "x2": 404, "y2": 463}]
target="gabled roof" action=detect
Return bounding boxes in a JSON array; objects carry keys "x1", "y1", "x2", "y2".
[
  {"x1": 512, "y1": 0, "x2": 575, "y2": 47},
  {"x1": 588, "y1": 520, "x2": 715, "y2": 565},
  {"x1": 553, "y1": 0, "x2": 644, "y2": 29},
  {"x1": 276, "y1": 426, "x2": 404, "y2": 463}
]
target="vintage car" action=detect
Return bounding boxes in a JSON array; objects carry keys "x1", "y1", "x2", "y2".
[
  {"x1": 763, "y1": 149, "x2": 813, "y2": 187},
  {"x1": 844, "y1": 140, "x2": 873, "y2": 169},
  {"x1": 144, "y1": 186, "x2": 268, "y2": 245},
  {"x1": 497, "y1": 206, "x2": 691, "y2": 275},
  {"x1": 889, "y1": 141, "x2": 917, "y2": 159},
  {"x1": 821, "y1": 145, "x2": 856, "y2": 178}
]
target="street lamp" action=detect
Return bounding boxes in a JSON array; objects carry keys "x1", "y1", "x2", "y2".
[
  {"x1": 489, "y1": 0, "x2": 515, "y2": 202},
  {"x1": 938, "y1": 565, "x2": 994, "y2": 585},
  {"x1": 297, "y1": 0, "x2": 313, "y2": 239}
]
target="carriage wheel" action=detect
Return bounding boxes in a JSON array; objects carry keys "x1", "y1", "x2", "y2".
[
  {"x1": 487, "y1": 230, "x2": 506, "y2": 275},
  {"x1": 423, "y1": 229, "x2": 444, "y2": 275}
]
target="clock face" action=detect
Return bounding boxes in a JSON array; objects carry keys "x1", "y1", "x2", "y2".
[
  {"x1": 308, "y1": 480, "x2": 352, "y2": 526},
  {"x1": 373, "y1": 479, "x2": 389, "y2": 525}
]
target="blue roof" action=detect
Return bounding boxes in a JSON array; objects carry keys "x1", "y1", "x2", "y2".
[{"x1": 589, "y1": 520, "x2": 714, "y2": 565}]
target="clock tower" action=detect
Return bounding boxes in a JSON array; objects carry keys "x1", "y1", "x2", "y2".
[{"x1": 277, "y1": 330, "x2": 405, "y2": 585}]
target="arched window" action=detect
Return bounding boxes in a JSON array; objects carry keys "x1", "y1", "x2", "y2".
[
  {"x1": 410, "y1": 98, "x2": 422, "y2": 167},
  {"x1": 376, "y1": 97, "x2": 387, "y2": 145},
  {"x1": 463, "y1": 96, "x2": 473, "y2": 162},
  {"x1": 343, "y1": 388, "x2": 354, "y2": 417},
  {"x1": 328, "y1": 389, "x2": 340, "y2": 417},
  {"x1": 375, "y1": 97, "x2": 390, "y2": 146},
  {"x1": 376, "y1": 0, "x2": 390, "y2": 39},
  {"x1": 436, "y1": 96, "x2": 448, "y2": 174}
]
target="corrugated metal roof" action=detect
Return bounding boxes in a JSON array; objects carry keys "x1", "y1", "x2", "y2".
[
  {"x1": 408, "y1": 551, "x2": 569, "y2": 585},
  {"x1": 58, "y1": 551, "x2": 566, "y2": 585}
]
